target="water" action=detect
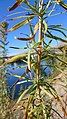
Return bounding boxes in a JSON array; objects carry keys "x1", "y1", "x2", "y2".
[
  {"x1": 6, "y1": 62, "x2": 51, "y2": 99},
  {"x1": 6, "y1": 62, "x2": 32, "y2": 99}
]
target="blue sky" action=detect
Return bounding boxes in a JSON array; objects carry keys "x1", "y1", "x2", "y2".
[{"x1": 0, "y1": 0, "x2": 67, "y2": 56}]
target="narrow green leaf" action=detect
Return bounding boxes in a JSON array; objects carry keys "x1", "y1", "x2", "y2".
[
  {"x1": 40, "y1": 86, "x2": 53, "y2": 98},
  {"x1": 16, "y1": 88, "x2": 29, "y2": 104},
  {"x1": 8, "y1": 16, "x2": 34, "y2": 32},
  {"x1": 8, "y1": 19, "x2": 28, "y2": 32},
  {"x1": 24, "y1": 0, "x2": 40, "y2": 15},
  {"x1": 34, "y1": 22, "x2": 39, "y2": 34},
  {"x1": 16, "y1": 84, "x2": 37, "y2": 104},
  {"x1": 32, "y1": 38, "x2": 44, "y2": 48},
  {"x1": 57, "y1": 56, "x2": 67, "y2": 65},
  {"x1": 45, "y1": 31, "x2": 67, "y2": 43},
  {"x1": 48, "y1": 28, "x2": 67, "y2": 37},
  {"x1": 0, "y1": 53, "x2": 27, "y2": 68},
  {"x1": 17, "y1": 80, "x2": 32, "y2": 85},
  {"x1": 42, "y1": 0, "x2": 51, "y2": 15},
  {"x1": 28, "y1": 107, "x2": 39, "y2": 116},
  {"x1": 43, "y1": 21, "x2": 48, "y2": 33},
  {"x1": 48, "y1": 24, "x2": 63, "y2": 29},
  {"x1": 59, "y1": 27, "x2": 67, "y2": 31},
  {"x1": 9, "y1": 46, "x2": 20, "y2": 49},
  {"x1": 7, "y1": 14, "x2": 36, "y2": 21},
  {"x1": 34, "y1": 0, "x2": 37, "y2": 8},
  {"x1": 48, "y1": 39, "x2": 53, "y2": 46},
  {"x1": 28, "y1": 51, "x2": 31, "y2": 70},
  {"x1": 9, "y1": 73, "x2": 21, "y2": 78},
  {"x1": 6, "y1": 53, "x2": 27, "y2": 63},
  {"x1": 27, "y1": 18, "x2": 34, "y2": 35},
  {"x1": 59, "y1": 1, "x2": 67, "y2": 10}
]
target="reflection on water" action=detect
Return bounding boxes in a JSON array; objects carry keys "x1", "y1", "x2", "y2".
[{"x1": 6, "y1": 62, "x2": 51, "y2": 99}]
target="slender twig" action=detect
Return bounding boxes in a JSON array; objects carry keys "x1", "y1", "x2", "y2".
[{"x1": 37, "y1": 0, "x2": 43, "y2": 78}]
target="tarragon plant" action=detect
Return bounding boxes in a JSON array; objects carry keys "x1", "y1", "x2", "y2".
[{"x1": 0, "y1": 0, "x2": 67, "y2": 118}]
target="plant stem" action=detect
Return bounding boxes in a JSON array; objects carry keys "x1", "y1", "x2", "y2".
[{"x1": 37, "y1": 0, "x2": 43, "y2": 78}]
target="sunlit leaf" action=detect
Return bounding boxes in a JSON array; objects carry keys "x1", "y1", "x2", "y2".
[
  {"x1": 16, "y1": 84, "x2": 37, "y2": 104},
  {"x1": 10, "y1": 73, "x2": 21, "y2": 78},
  {"x1": 27, "y1": 18, "x2": 34, "y2": 35},
  {"x1": 7, "y1": 14, "x2": 36, "y2": 21},
  {"x1": 59, "y1": 1, "x2": 67, "y2": 10},
  {"x1": 8, "y1": 16, "x2": 34, "y2": 32},
  {"x1": 7, "y1": 16, "x2": 27, "y2": 21},
  {"x1": 0, "y1": 53, "x2": 27, "y2": 68},
  {"x1": 42, "y1": 0, "x2": 51, "y2": 15},
  {"x1": 43, "y1": 21, "x2": 48, "y2": 33},
  {"x1": 8, "y1": 19, "x2": 28, "y2": 32},
  {"x1": 10, "y1": 72, "x2": 27, "y2": 88},
  {"x1": 11, "y1": 72, "x2": 26, "y2": 80},
  {"x1": 6, "y1": 11, "x2": 28, "y2": 18},
  {"x1": 7, "y1": 53, "x2": 27, "y2": 63},
  {"x1": 17, "y1": 80, "x2": 32, "y2": 85},
  {"x1": 8, "y1": 0, "x2": 25, "y2": 11},
  {"x1": 34, "y1": 22, "x2": 39, "y2": 34},
  {"x1": 32, "y1": 38, "x2": 44, "y2": 48},
  {"x1": 28, "y1": 51, "x2": 31, "y2": 71},
  {"x1": 40, "y1": 86, "x2": 53, "y2": 98},
  {"x1": 28, "y1": 107, "x2": 39, "y2": 116},
  {"x1": 25, "y1": 0, "x2": 40, "y2": 15}
]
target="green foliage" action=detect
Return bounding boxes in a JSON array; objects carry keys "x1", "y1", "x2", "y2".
[
  {"x1": 0, "y1": 0, "x2": 67, "y2": 119},
  {"x1": 0, "y1": 21, "x2": 12, "y2": 119},
  {"x1": 54, "y1": 0, "x2": 67, "y2": 10}
]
